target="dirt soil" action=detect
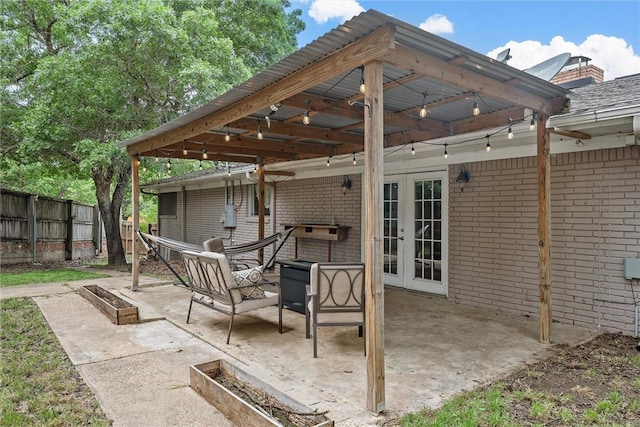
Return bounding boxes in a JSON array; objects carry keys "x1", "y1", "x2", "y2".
[
  {"x1": 491, "y1": 332, "x2": 640, "y2": 425},
  {"x1": 4, "y1": 258, "x2": 640, "y2": 425}
]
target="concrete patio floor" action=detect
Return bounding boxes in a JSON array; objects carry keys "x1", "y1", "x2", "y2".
[{"x1": 2, "y1": 271, "x2": 599, "y2": 426}]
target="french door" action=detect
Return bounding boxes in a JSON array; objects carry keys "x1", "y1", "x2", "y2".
[{"x1": 383, "y1": 172, "x2": 447, "y2": 295}]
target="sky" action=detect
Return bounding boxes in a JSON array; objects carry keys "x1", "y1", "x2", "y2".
[{"x1": 289, "y1": 1, "x2": 640, "y2": 81}]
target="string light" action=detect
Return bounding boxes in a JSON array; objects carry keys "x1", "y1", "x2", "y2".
[
  {"x1": 142, "y1": 162, "x2": 147, "y2": 172},
  {"x1": 419, "y1": 92, "x2": 428, "y2": 118},
  {"x1": 227, "y1": 164, "x2": 231, "y2": 176},
  {"x1": 303, "y1": 99, "x2": 311, "y2": 125},
  {"x1": 202, "y1": 143, "x2": 208, "y2": 159},
  {"x1": 199, "y1": 160, "x2": 203, "y2": 170},
  {"x1": 529, "y1": 113, "x2": 536, "y2": 131},
  {"x1": 411, "y1": 142, "x2": 415, "y2": 155},
  {"x1": 254, "y1": 162, "x2": 258, "y2": 172},
  {"x1": 166, "y1": 159, "x2": 171, "y2": 169},
  {"x1": 326, "y1": 156, "x2": 331, "y2": 167},
  {"x1": 155, "y1": 150, "x2": 159, "y2": 162},
  {"x1": 485, "y1": 135, "x2": 491, "y2": 152},
  {"x1": 507, "y1": 118, "x2": 514, "y2": 140},
  {"x1": 443, "y1": 144, "x2": 448, "y2": 159},
  {"x1": 182, "y1": 141, "x2": 187, "y2": 156},
  {"x1": 359, "y1": 66, "x2": 365, "y2": 94},
  {"x1": 352, "y1": 152, "x2": 357, "y2": 165},
  {"x1": 472, "y1": 93, "x2": 480, "y2": 116},
  {"x1": 135, "y1": 155, "x2": 140, "y2": 167},
  {"x1": 225, "y1": 127, "x2": 231, "y2": 142},
  {"x1": 257, "y1": 119, "x2": 263, "y2": 140}
]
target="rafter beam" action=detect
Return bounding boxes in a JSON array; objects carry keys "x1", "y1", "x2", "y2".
[
  {"x1": 549, "y1": 128, "x2": 592, "y2": 140},
  {"x1": 127, "y1": 25, "x2": 396, "y2": 155},
  {"x1": 386, "y1": 44, "x2": 564, "y2": 116}
]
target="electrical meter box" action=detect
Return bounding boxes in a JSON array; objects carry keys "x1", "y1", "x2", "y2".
[
  {"x1": 624, "y1": 258, "x2": 640, "y2": 280},
  {"x1": 221, "y1": 205, "x2": 237, "y2": 228}
]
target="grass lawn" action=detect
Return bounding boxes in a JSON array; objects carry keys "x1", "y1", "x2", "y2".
[
  {"x1": 0, "y1": 298, "x2": 111, "y2": 426},
  {"x1": 0, "y1": 268, "x2": 109, "y2": 287}
]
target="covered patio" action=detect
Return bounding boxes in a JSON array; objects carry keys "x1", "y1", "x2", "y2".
[
  {"x1": 122, "y1": 10, "x2": 570, "y2": 413},
  {"x1": 20, "y1": 274, "x2": 596, "y2": 425}
]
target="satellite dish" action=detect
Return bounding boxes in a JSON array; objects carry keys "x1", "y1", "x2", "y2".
[
  {"x1": 524, "y1": 52, "x2": 571, "y2": 81},
  {"x1": 496, "y1": 48, "x2": 512, "y2": 63}
]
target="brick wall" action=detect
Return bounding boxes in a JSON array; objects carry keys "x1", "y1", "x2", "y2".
[
  {"x1": 449, "y1": 146, "x2": 640, "y2": 334},
  {"x1": 551, "y1": 64, "x2": 604, "y2": 85},
  {"x1": 277, "y1": 174, "x2": 362, "y2": 263}
]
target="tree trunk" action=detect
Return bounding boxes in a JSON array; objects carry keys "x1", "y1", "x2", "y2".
[{"x1": 92, "y1": 164, "x2": 130, "y2": 266}]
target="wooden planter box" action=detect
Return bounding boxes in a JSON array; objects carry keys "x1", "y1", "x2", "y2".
[
  {"x1": 190, "y1": 360, "x2": 333, "y2": 427},
  {"x1": 80, "y1": 285, "x2": 138, "y2": 325}
]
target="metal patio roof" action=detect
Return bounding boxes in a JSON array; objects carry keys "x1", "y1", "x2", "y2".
[{"x1": 121, "y1": 9, "x2": 569, "y2": 165}]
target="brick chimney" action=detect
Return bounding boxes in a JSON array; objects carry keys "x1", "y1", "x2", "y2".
[{"x1": 551, "y1": 56, "x2": 604, "y2": 88}]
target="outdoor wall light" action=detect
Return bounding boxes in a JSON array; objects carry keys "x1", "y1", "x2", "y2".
[
  {"x1": 456, "y1": 165, "x2": 470, "y2": 192},
  {"x1": 341, "y1": 175, "x2": 352, "y2": 195}
]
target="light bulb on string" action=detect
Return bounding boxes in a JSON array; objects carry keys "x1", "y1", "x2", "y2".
[
  {"x1": 443, "y1": 144, "x2": 448, "y2": 159},
  {"x1": 411, "y1": 143, "x2": 415, "y2": 155},
  {"x1": 303, "y1": 110, "x2": 310, "y2": 125},
  {"x1": 202, "y1": 144, "x2": 208, "y2": 159},
  {"x1": 166, "y1": 159, "x2": 171, "y2": 169},
  {"x1": 182, "y1": 141, "x2": 187, "y2": 156},
  {"x1": 419, "y1": 92, "x2": 428, "y2": 118},
  {"x1": 326, "y1": 156, "x2": 331, "y2": 167},
  {"x1": 199, "y1": 160, "x2": 203, "y2": 171},
  {"x1": 352, "y1": 152, "x2": 357, "y2": 165},
  {"x1": 257, "y1": 119, "x2": 263, "y2": 140},
  {"x1": 485, "y1": 135, "x2": 491, "y2": 152},
  {"x1": 529, "y1": 114, "x2": 536, "y2": 131},
  {"x1": 507, "y1": 118, "x2": 514, "y2": 140},
  {"x1": 359, "y1": 66, "x2": 365, "y2": 94},
  {"x1": 155, "y1": 150, "x2": 159, "y2": 162},
  {"x1": 472, "y1": 93, "x2": 480, "y2": 116},
  {"x1": 225, "y1": 128, "x2": 231, "y2": 142}
]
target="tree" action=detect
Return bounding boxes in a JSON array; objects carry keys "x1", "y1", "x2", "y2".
[{"x1": 1, "y1": 0, "x2": 304, "y2": 265}]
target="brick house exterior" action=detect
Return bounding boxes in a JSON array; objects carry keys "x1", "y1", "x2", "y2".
[{"x1": 146, "y1": 73, "x2": 640, "y2": 336}]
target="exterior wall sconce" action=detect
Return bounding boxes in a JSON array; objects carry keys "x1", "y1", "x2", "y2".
[
  {"x1": 341, "y1": 175, "x2": 352, "y2": 194},
  {"x1": 456, "y1": 165, "x2": 470, "y2": 192}
]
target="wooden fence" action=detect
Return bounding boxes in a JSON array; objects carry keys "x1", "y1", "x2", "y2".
[{"x1": 1, "y1": 188, "x2": 103, "y2": 264}]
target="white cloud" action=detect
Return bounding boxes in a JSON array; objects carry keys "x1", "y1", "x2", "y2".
[
  {"x1": 487, "y1": 35, "x2": 640, "y2": 81},
  {"x1": 308, "y1": 0, "x2": 365, "y2": 24},
  {"x1": 419, "y1": 14, "x2": 454, "y2": 35}
]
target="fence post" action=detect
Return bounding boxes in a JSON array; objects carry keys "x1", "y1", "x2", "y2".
[
  {"x1": 65, "y1": 200, "x2": 74, "y2": 260},
  {"x1": 92, "y1": 205, "x2": 102, "y2": 255},
  {"x1": 28, "y1": 194, "x2": 37, "y2": 263}
]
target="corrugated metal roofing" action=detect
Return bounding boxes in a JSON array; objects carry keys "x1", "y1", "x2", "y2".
[{"x1": 121, "y1": 9, "x2": 567, "y2": 149}]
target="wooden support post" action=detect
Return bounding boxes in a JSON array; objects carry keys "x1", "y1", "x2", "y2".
[
  {"x1": 537, "y1": 114, "x2": 552, "y2": 343},
  {"x1": 258, "y1": 159, "x2": 265, "y2": 265},
  {"x1": 364, "y1": 60, "x2": 385, "y2": 413},
  {"x1": 132, "y1": 155, "x2": 140, "y2": 291}
]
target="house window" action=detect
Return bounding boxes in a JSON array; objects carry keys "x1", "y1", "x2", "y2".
[
  {"x1": 249, "y1": 184, "x2": 271, "y2": 216},
  {"x1": 158, "y1": 192, "x2": 177, "y2": 216}
]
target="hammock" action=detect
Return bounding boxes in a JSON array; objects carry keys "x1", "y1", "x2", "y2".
[{"x1": 137, "y1": 227, "x2": 296, "y2": 287}]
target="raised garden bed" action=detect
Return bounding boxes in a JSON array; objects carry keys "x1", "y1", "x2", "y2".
[
  {"x1": 190, "y1": 360, "x2": 332, "y2": 427},
  {"x1": 79, "y1": 285, "x2": 138, "y2": 325}
]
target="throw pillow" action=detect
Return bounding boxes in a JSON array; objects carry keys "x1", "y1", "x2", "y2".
[{"x1": 231, "y1": 266, "x2": 265, "y2": 299}]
